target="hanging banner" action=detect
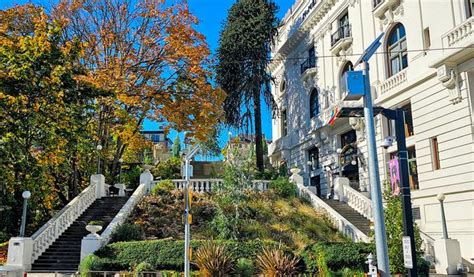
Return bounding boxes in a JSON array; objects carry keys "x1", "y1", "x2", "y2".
[{"x1": 389, "y1": 158, "x2": 400, "y2": 195}]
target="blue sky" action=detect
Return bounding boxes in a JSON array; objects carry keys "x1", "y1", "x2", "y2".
[{"x1": 1, "y1": 0, "x2": 296, "y2": 157}]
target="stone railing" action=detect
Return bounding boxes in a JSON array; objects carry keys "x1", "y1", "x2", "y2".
[
  {"x1": 99, "y1": 183, "x2": 147, "y2": 246},
  {"x1": 295, "y1": 182, "x2": 370, "y2": 243},
  {"x1": 30, "y1": 178, "x2": 98, "y2": 263},
  {"x1": 342, "y1": 185, "x2": 373, "y2": 220},
  {"x1": 378, "y1": 69, "x2": 407, "y2": 96},
  {"x1": 442, "y1": 17, "x2": 474, "y2": 47},
  {"x1": 171, "y1": 179, "x2": 271, "y2": 192}
]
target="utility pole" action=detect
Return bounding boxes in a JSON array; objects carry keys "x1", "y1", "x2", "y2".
[
  {"x1": 393, "y1": 108, "x2": 418, "y2": 276},
  {"x1": 183, "y1": 145, "x2": 200, "y2": 277},
  {"x1": 345, "y1": 33, "x2": 390, "y2": 276}
]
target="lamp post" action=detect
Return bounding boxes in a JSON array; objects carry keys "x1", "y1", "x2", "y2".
[
  {"x1": 183, "y1": 145, "x2": 200, "y2": 277},
  {"x1": 437, "y1": 193, "x2": 449, "y2": 239},
  {"x1": 96, "y1": 144, "x2": 103, "y2": 174},
  {"x1": 119, "y1": 158, "x2": 124, "y2": 183},
  {"x1": 19, "y1": 190, "x2": 31, "y2": 237}
]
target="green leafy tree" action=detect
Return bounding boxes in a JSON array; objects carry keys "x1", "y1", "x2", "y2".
[
  {"x1": 172, "y1": 136, "x2": 181, "y2": 158},
  {"x1": 216, "y1": 0, "x2": 279, "y2": 172},
  {"x1": 380, "y1": 191, "x2": 429, "y2": 275},
  {"x1": 0, "y1": 4, "x2": 97, "y2": 235}
]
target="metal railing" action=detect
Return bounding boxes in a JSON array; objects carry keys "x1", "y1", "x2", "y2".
[
  {"x1": 300, "y1": 56, "x2": 316, "y2": 74},
  {"x1": 331, "y1": 24, "x2": 351, "y2": 47}
]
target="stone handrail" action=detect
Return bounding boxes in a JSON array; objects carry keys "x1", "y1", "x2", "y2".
[
  {"x1": 443, "y1": 17, "x2": 474, "y2": 47},
  {"x1": 378, "y1": 69, "x2": 408, "y2": 96},
  {"x1": 100, "y1": 183, "x2": 147, "y2": 245},
  {"x1": 295, "y1": 182, "x2": 369, "y2": 243},
  {"x1": 31, "y1": 180, "x2": 98, "y2": 262},
  {"x1": 342, "y1": 185, "x2": 373, "y2": 220},
  {"x1": 170, "y1": 179, "x2": 271, "y2": 192}
]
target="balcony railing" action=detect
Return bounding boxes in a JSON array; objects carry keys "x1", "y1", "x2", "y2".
[
  {"x1": 331, "y1": 24, "x2": 352, "y2": 47},
  {"x1": 373, "y1": 0, "x2": 384, "y2": 8},
  {"x1": 300, "y1": 56, "x2": 316, "y2": 74}
]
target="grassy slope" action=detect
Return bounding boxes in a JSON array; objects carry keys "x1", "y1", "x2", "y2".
[{"x1": 129, "y1": 190, "x2": 346, "y2": 252}]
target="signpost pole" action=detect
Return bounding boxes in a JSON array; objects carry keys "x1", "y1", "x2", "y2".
[{"x1": 394, "y1": 108, "x2": 418, "y2": 276}]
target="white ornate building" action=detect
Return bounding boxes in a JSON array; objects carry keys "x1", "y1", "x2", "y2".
[{"x1": 268, "y1": 0, "x2": 473, "y2": 264}]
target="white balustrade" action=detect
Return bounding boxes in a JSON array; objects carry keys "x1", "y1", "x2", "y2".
[
  {"x1": 443, "y1": 17, "x2": 474, "y2": 47},
  {"x1": 170, "y1": 179, "x2": 271, "y2": 193},
  {"x1": 295, "y1": 179, "x2": 370, "y2": 243},
  {"x1": 378, "y1": 69, "x2": 407, "y2": 96},
  {"x1": 342, "y1": 185, "x2": 373, "y2": 220},
  {"x1": 31, "y1": 180, "x2": 98, "y2": 262}
]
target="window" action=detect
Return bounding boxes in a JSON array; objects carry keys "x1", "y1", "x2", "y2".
[
  {"x1": 431, "y1": 137, "x2": 441, "y2": 170},
  {"x1": 465, "y1": 0, "x2": 473, "y2": 18},
  {"x1": 423, "y1": 27, "x2": 431, "y2": 49},
  {"x1": 331, "y1": 12, "x2": 351, "y2": 46},
  {"x1": 339, "y1": 61, "x2": 353, "y2": 98},
  {"x1": 309, "y1": 88, "x2": 319, "y2": 119},
  {"x1": 308, "y1": 147, "x2": 319, "y2": 171},
  {"x1": 301, "y1": 46, "x2": 316, "y2": 74},
  {"x1": 341, "y1": 129, "x2": 357, "y2": 147},
  {"x1": 281, "y1": 109, "x2": 288, "y2": 137},
  {"x1": 387, "y1": 24, "x2": 408, "y2": 77},
  {"x1": 408, "y1": 147, "x2": 419, "y2": 190},
  {"x1": 387, "y1": 103, "x2": 414, "y2": 138}
]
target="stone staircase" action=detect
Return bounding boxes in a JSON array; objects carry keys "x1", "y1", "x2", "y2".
[
  {"x1": 323, "y1": 199, "x2": 371, "y2": 235},
  {"x1": 30, "y1": 197, "x2": 129, "y2": 272}
]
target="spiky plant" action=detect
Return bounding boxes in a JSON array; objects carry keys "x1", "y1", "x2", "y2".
[
  {"x1": 193, "y1": 240, "x2": 234, "y2": 276},
  {"x1": 255, "y1": 246, "x2": 300, "y2": 276}
]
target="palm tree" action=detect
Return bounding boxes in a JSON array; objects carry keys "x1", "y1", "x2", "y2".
[{"x1": 216, "y1": 0, "x2": 279, "y2": 172}]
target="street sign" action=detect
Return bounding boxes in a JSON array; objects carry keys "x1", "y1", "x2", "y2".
[{"x1": 402, "y1": 236, "x2": 413, "y2": 269}]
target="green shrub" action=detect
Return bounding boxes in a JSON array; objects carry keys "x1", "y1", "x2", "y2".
[
  {"x1": 270, "y1": 177, "x2": 296, "y2": 198},
  {"x1": 88, "y1": 220, "x2": 104, "y2": 226},
  {"x1": 151, "y1": 180, "x2": 175, "y2": 196},
  {"x1": 110, "y1": 224, "x2": 144, "y2": 243},
  {"x1": 152, "y1": 157, "x2": 181, "y2": 179},
  {"x1": 233, "y1": 258, "x2": 254, "y2": 276},
  {"x1": 79, "y1": 254, "x2": 103, "y2": 275},
  {"x1": 134, "y1": 261, "x2": 154, "y2": 276},
  {"x1": 122, "y1": 165, "x2": 142, "y2": 190},
  {"x1": 0, "y1": 231, "x2": 9, "y2": 243},
  {"x1": 255, "y1": 246, "x2": 300, "y2": 276},
  {"x1": 94, "y1": 239, "x2": 283, "y2": 271},
  {"x1": 301, "y1": 242, "x2": 374, "y2": 272}
]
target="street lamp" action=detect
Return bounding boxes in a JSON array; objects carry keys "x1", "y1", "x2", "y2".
[
  {"x1": 96, "y1": 144, "x2": 103, "y2": 174},
  {"x1": 437, "y1": 193, "x2": 449, "y2": 239},
  {"x1": 119, "y1": 158, "x2": 124, "y2": 183},
  {"x1": 19, "y1": 190, "x2": 31, "y2": 237}
]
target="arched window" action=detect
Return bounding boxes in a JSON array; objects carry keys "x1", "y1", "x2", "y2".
[
  {"x1": 387, "y1": 23, "x2": 407, "y2": 77},
  {"x1": 339, "y1": 61, "x2": 353, "y2": 98},
  {"x1": 309, "y1": 88, "x2": 319, "y2": 119}
]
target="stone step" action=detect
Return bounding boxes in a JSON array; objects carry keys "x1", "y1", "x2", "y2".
[{"x1": 323, "y1": 199, "x2": 371, "y2": 235}]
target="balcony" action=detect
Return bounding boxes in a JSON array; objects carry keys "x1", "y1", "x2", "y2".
[
  {"x1": 300, "y1": 56, "x2": 316, "y2": 74},
  {"x1": 330, "y1": 24, "x2": 353, "y2": 55}
]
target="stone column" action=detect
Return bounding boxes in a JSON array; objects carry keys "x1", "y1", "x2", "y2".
[
  {"x1": 140, "y1": 165, "x2": 154, "y2": 194},
  {"x1": 5, "y1": 237, "x2": 33, "y2": 271},
  {"x1": 91, "y1": 174, "x2": 106, "y2": 199}
]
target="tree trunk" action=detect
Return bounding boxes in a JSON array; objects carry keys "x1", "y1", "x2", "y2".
[{"x1": 254, "y1": 94, "x2": 264, "y2": 173}]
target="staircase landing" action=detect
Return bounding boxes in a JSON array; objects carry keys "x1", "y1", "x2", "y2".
[{"x1": 30, "y1": 196, "x2": 129, "y2": 272}]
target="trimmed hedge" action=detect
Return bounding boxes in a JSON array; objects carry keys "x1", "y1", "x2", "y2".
[
  {"x1": 301, "y1": 242, "x2": 374, "y2": 272},
  {"x1": 92, "y1": 239, "x2": 285, "y2": 271}
]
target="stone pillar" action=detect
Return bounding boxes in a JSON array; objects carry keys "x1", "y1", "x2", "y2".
[
  {"x1": 434, "y1": 239, "x2": 462, "y2": 275},
  {"x1": 333, "y1": 177, "x2": 349, "y2": 202},
  {"x1": 80, "y1": 233, "x2": 102, "y2": 260},
  {"x1": 140, "y1": 166, "x2": 154, "y2": 194},
  {"x1": 91, "y1": 174, "x2": 106, "y2": 199},
  {"x1": 5, "y1": 237, "x2": 33, "y2": 271}
]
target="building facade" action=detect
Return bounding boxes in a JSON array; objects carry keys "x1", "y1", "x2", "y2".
[
  {"x1": 268, "y1": 0, "x2": 473, "y2": 262},
  {"x1": 141, "y1": 130, "x2": 172, "y2": 164}
]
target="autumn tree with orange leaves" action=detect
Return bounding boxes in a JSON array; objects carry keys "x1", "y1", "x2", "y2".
[{"x1": 54, "y1": 0, "x2": 225, "y2": 183}]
